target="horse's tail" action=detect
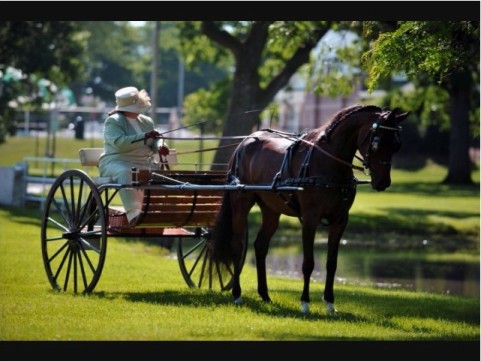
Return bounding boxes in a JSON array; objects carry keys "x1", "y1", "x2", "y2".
[{"x1": 211, "y1": 190, "x2": 234, "y2": 265}]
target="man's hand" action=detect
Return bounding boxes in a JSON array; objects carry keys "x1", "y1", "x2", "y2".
[
  {"x1": 145, "y1": 130, "x2": 161, "y2": 139},
  {"x1": 159, "y1": 145, "x2": 170, "y2": 156}
]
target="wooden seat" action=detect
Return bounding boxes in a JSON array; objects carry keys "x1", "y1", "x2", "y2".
[
  {"x1": 137, "y1": 189, "x2": 224, "y2": 227},
  {"x1": 134, "y1": 169, "x2": 226, "y2": 228}
]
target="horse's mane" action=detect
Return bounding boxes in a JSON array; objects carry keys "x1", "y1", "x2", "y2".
[{"x1": 308, "y1": 104, "x2": 381, "y2": 142}]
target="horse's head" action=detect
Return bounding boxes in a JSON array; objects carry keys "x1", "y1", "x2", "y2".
[{"x1": 360, "y1": 108, "x2": 409, "y2": 191}]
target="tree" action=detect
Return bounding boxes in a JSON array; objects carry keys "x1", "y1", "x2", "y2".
[
  {"x1": 360, "y1": 21, "x2": 480, "y2": 184},
  {"x1": 179, "y1": 21, "x2": 333, "y2": 169},
  {"x1": 0, "y1": 21, "x2": 87, "y2": 143}
]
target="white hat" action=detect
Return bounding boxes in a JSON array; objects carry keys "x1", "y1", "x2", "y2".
[{"x1": 114, "y1": 86, "x2": 151, "y2": 113}]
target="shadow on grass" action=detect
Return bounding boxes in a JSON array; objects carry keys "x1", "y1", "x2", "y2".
[
  {"x1": 382, "y1": 181, "x2": 480, "y2": 197},
  {"x1": 90, "y1": 286, "x2": 479, "y2": 332}
]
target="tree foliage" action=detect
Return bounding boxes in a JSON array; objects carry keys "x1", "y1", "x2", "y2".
[
  {"x1": 361, "y1": 21, "x2": 479, "y2": 92},
  {"x1": 360, "y1": 21, "x2": 480, "y2": 184},
  {"x1": 0, "y1": 21, "x2": 87, "y2": 142},
  {"x1": 307, "y1": 29, "x2": 364, "y2": 97},
  {"x1": 182, "y1": 78, "x2": 230, "y2": 134},
  {"x1": 69, "y1": 21, "x2": 147, "y2": 104}
]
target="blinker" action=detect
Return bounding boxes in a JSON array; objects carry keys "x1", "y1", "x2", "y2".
[{"x1": 372, "y1": 136, "x2": 380, "y2": 152}]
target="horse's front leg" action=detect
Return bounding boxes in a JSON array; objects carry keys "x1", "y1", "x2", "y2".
[
  {"x1": 323, "y1": 222, "x2": 347, "y2": 314},
  {"x1": 300, "y1": 222, "x2": 317, "y2": 314},
  {"x1": 254, "y1": 205, "x2": 280, "y2": 302}
]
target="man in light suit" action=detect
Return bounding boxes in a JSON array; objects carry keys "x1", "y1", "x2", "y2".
[{"x1": 99, "y1": 86, "x2": 168, "y2": 226}]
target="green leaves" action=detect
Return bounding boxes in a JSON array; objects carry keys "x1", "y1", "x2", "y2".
[{"x1": 361, "y1": 21, "x2": 480, "y2": 92}]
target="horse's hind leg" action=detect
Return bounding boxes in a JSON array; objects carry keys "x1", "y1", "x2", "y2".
[
  {"x1": 230, "y1": 192, "x2": 256, "y2": 304},
  {"x1": 254, "y1": 203, "x2": 280, "y2": 302}
]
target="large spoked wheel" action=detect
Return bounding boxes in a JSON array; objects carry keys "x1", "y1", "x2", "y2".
[
  {"x1": 41, "y1": 169, "x2": 107, "y2": 294},
  {"x1": 177, "y1": 227, "x2": 248, "y2": 291}
]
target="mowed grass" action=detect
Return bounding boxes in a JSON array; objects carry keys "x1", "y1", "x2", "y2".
[{"x1": 0, "y1": 206, "x2": 479, "y2": 341}]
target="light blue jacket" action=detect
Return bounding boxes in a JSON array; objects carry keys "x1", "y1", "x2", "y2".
[{"x1": 99, "y1": 112, "x2": 160, "y2": 178}]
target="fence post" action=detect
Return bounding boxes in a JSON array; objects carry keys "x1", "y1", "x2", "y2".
[{"x1": 0, "y1": 163, "x2": 26, "y2": 207}]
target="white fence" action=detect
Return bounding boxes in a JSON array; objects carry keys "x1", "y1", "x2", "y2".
[{"x1": 22, "y1": 157, "x2": 81, "y2": 209}]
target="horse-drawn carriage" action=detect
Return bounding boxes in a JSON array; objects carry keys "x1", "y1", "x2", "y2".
[
  {"x1": 40, "y1": 104, "x2": 408, "y2": 313},
  {"x1": 40, "y1": 145, "x2": 301, "y2": 294}
]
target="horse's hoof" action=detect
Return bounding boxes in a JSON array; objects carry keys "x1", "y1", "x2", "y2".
[
  {"x1": 301, "y1": 301, "x2": 310, "y2": 314},
  {"x1": 325, "y1": 302, "x2": 337, "y2": 314},
  {"x1": 233, "y1": 297, "x2": 242, "y2": 305}
]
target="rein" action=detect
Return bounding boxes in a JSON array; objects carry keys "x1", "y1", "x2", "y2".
[
  {"x1": 263, "y1": 129, "x2": 366, "y2": 173},
  {"x1": 264, "y1": 116, "x2": 402, "y2": 175}
]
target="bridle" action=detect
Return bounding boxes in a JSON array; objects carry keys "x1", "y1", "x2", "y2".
[{"x1": 360, "y1": 112, "x2": 402, "y2": 174}]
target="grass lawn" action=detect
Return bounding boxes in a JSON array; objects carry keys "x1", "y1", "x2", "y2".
[{"x1": 0, "y1": 206, "x2": 479, "y2": 343}]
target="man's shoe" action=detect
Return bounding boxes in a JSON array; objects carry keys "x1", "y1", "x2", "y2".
[{"x1": 128, "y1": 214, "x2": 142, "y2": 227}]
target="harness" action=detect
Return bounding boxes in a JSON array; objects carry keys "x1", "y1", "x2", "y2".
[{"x1": 268, "y1": 132, "x2": 358, "y2": 221}]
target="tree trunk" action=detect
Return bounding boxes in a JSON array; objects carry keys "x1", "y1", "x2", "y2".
[
  {"x1": 443, "y1": 70, "x2": 473, "y2": 185},
  {"x1": 211, "y1": 69, "x2": 266, "y2": 170},
  {"x1": 205, "y1": 22, "x2": 330, "y2": 170}
]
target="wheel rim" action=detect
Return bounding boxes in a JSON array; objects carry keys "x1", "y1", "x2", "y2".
[
  {"x1": 41, "y1": 169, "x2": 107, "y2": 293},
  {"x1": 177, "y1": 227, "x2": 247, "y2": 291}
]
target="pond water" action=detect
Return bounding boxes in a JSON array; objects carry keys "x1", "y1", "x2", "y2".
[{"x1": 245, "y1": 248, "x2": 480, "y2": 297}]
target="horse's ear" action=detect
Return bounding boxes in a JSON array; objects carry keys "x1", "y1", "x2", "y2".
[
  {"x1": 395, "y1": 111, "x2": 410, "y2": 123},
  {"x1": 319, "y1": 131, "x2": 328, "y2": 142},
  {"x1": 388, "y1": 108, "x2": 409, "y2": 123}
]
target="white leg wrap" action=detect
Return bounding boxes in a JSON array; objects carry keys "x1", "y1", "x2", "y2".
[
  {"x1": 233, "y1": 297, "x2": 242, "y2": 305},
  {"x1": 301, "y1": 301, "x2": 310, "y2": 314},
  {"x1": 325, "y1": 302, "x2": 337, "y2": 314}
]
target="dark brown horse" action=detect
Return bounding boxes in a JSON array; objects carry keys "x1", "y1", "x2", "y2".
[{"x1": 211, "y1": 104, "x2": 409, "y2": 313}]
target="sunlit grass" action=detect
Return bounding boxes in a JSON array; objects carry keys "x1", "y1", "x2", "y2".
[{"x1": 1, "y1": 206, "x2": 479, "y2": 341}]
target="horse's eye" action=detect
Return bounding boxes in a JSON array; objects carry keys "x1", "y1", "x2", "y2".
[{"x1": 372, "y1": 136, "x2": 380, "y2": 152}]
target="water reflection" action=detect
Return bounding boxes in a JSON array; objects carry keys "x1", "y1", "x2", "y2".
[{"x1": 248, "y1": 250, "x2": 480, "y2": 297}]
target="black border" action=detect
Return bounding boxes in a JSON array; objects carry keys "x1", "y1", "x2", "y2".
[
  {"x1": 1, "y1": 0, "x2": 479, "y2": 355},
  {"x1": 1, "y1": 340, "x2": 480, "y2": 359},
  {"x1": 0, "y1": 1, "x2": 479, "y2": 21}
]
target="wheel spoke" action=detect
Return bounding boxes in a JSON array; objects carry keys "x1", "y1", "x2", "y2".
[
  {"x1": 215, "y1": 260, "x2": 226, "y2": 290},
  {"x1": 76, "y1": 249, "x2": 89, "y2": 291},
  {"x1": 58, "y1": 182, "x2": 73, "y2": 226},
  {"x1": 196, "y1": 248, "x2": 209, "y2": 288},
  {"x1": 69, "y1": 176, "x2": 76, "y2": 223},
  {"x1": 61, "y1": 249, "x2": 74, "y2": 292},
  {"x1": 180, "y1": 239, "x2": 205, "y2": 260},
  {"x1": 187, "y1": 243, "x2": 206, "y2": 279},
  {"x1": 47, "y1": 216, "x2": 70, "y2": 233},
  {"x1": 75, "y1": 178, "x2": 84, "y2": 228}
]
